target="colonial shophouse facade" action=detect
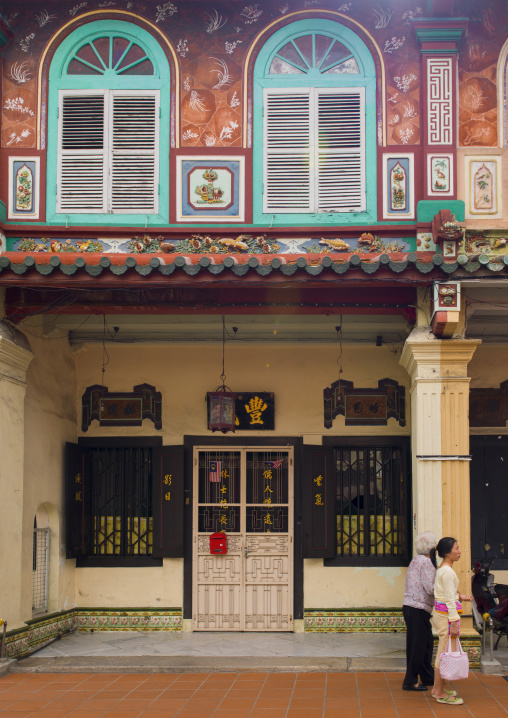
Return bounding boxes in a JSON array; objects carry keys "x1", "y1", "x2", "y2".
[{"x1": 1, "y1": 0, "x2": 508, "y2": 663}]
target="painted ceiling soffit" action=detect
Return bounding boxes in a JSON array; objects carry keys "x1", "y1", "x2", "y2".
[{"x1": 1, "y1": 252, "x2": 507, "y2": 280}]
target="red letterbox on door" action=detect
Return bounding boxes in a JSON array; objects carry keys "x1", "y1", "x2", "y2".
[{"x1": 210, "y1": 532, "x2": 227, "y2": 554}]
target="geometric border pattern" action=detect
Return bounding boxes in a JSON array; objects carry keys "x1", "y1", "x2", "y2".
[{"x1": 75, "y1": 608, "x2": 182, "y2": 632}]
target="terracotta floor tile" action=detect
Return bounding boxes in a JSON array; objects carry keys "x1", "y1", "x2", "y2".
[
  {"x1": 29, "y1": 710, "x2": 70, "y2": 718},
  {"x1": 235, "y1": 672, "x2": 268, "y2": 681},
  {"x1": 0, "y1": 712, "x2": 34, "y2": 718},
  {"x1": 286, "y1": 709, "x2": 324, "y2": 718},
  {"x1": 292, "y1": 688, "x2": 325, "y2": 698},
  {"x1": 184, "y1": 698, "x2": 223, "y2": 710},
  {"x1": 2, "y1": 700, "x2": 52, "y2": 711},
  {"x1": 258, "y1": 690, "x2": 294, "y2": 700},
  {"x1": 175, "y1": 673, "x2": 211, "y2": 682},
  {"x1": 107, "y1": 698, "x2": 148, "y2": 710},
  {"x1": 326, "y1": 688, "x2": 359, "y2": 698},
  {"x1": 324, "y1": 711, "x2": 361, "y2": 718},
  {"x1": 80, "y1": 698, "x2": 119, "y2": 710},
  {"x1": 219, "y1": 698, "x2": 256, "y2": 709},
  {"x1": 359, "y1": 711, "x2": 399, "y2": 718},
  {"x1": 325, "y1": 697, "x2": 360, "y2": 709},
  {"x1": 253, "y1": 698, "x2": 291, "y2": 709},
  {"x1": 176, "y1": 711, "x2": 215, "y2": 718},
  {"x1": 0, "y1": 700, "x2": 16, "y2": 710},
  {"x1": 159, "y1": 689, "x2": 196, "y2": 698},
  {"x1": 212, "y1": 710, "x2": 253, "y2": 718},
  {"x1": 138, "y1": 711, "x2": 182, "y2": 718},
  {"x1": 249, "y1": 709, "x2": 288, "y2": 718},
  {"x1": 290, "y1": 697, "x2": 325, "y2": 709},
  {"x1": 95, "y1": 691, "x2": 129, "y2": 699},
  {"x1": 64, "y1": 712, "x2": 107, "y2": 718},
  {"x1": 224, "y1": 688, "x2": 260, "y2": 699},
  {"x1": 128, "y1": 689, "x2": 164, "y2": 699},
  {"x1": 147, "y1": 698, "x2": 189, "y2": 710},
  {"x1": 101, "y1": 712, "x2": 142, "y2": 718}
]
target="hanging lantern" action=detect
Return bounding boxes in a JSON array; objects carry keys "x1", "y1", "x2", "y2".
[
  {"x1": 207, "y1": 317, "x2": 237, "y2": 433},
  {"x1": 207, "y1": 389, "x2": 236, "y2": 433}
]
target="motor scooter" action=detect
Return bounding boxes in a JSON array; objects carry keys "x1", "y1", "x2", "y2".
[{"x1": 472, "y1": 558, "x2": 508, "y2": 649}]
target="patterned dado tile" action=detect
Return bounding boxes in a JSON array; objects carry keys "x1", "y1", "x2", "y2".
[
  {"x1": 75, "y1": 608, "x2": 182, "y2": 632},
  {"x1": 304, "y1": 608, "x2": 406, "y2": 633},
  {"x1": 5, "y1": 610, "x2": 76, "y2": 658}
]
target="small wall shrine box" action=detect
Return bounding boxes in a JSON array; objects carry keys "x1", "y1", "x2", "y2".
[{"x1": 210, "y1": 532, "x2": 227, "y2": 555}]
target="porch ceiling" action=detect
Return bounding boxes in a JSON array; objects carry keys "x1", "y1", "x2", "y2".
[{"x1": 42, "y1": 313, "x2": 411, "y2": 346}]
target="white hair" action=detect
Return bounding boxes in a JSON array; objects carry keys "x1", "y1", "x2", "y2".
[{"x1": 415, "y1": 531, "x2": 437, "y2": 555}]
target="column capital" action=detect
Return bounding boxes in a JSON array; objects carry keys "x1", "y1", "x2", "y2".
[
  {"x1": 0, "y1": 322, "x2": 33, "y2": 385},
  {"x1": 413, "y1": 18, "x2": 468, "y2": 54},
  {"x1": 400, "y1": 328, "x2": 480, "y2": 382}
]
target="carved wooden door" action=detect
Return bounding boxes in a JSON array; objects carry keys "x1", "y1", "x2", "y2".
[{"x1": 193, "y1": 447, "x2": 293, "y2": 631}]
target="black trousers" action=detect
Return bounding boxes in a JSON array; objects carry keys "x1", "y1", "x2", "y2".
[{"x1": 402, "y1": 605, "x2": 435, "y2": 686}]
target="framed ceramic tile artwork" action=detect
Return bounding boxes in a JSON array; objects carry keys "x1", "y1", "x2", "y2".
[
  {"x1": 382, "y1": 154, "x2": 415, "y2": 220},
  {"x1": 466, "y1": 156, "x2": 502, "y2": 219},
  {"x1": 8, "y1": 156, "x2": 40, "y2": 219},
  {"x1": 427, "y1": 153, "x2": 454, "y2": 197},
  {"x1": 176, "y1": 156, "x2": 245, "y2": 222}
]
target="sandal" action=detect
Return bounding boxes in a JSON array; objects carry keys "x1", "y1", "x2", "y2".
[
  {"x1": 432, "y1": 690, "x2": 458, "y2": 697},
  {"x1": 435, "y1": 695, "x2": 464, "y2": 705}
]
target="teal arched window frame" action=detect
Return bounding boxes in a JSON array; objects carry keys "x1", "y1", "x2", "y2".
[
  {"x1": 46, "y1": 20, "x2": 170, "y2": 226},
  {"x1": 253, "y1": 18, "x2": 377, "y2": 226}
]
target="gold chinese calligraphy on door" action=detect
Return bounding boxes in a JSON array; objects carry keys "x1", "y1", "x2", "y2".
[{"x1": 193, "y1": 448, "x2": 293, "y2": 631}]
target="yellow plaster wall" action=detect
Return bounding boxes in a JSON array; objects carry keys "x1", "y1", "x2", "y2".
[
  {"x1": 76, "y1": 342, "x2": 410, "y2": 441},
  {"x1": 304, "y1": 560, "x2": 406, "y2": 608},
  {"x1": 74, "y1": 560, "x2": 183, "y2": 608},
  {"x1": 74, "y1": 341, "x2": 409, "y2": 608},
  {"x1": 23, "y1": 325, "x2": 77, "y2": 616}
]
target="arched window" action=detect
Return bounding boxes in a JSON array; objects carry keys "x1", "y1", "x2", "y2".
[
  {"x1": 253, "y1": 19, "x2": 377, "y2": 225},
  {"x1": 46, "y1": 20, "x2": 170, "y2": 225}
]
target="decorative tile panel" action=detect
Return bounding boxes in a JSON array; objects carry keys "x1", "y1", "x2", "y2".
[
  {"x1": 8, "y1": 157, "x2": 40, "y2": 219},
  {"x1": 382, "y1": 154, "x2": 414, "y2": 219},
  {"x1": 176, "y1": 156, "x2": 245, "y2": 222},
  {"x1": 427, "y1": 58, "x2": 453, "y2": 145},
  {"x1": 466, "y1": 157, "x2": 501, "y2": 218},
  {"x1": 427, "y1": 154, "x2": 453, "y2": 197}
]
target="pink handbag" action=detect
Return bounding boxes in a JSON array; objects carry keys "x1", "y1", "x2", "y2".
[{"x1": 439, "y1": 625, "x2": 469, "y2": 681}]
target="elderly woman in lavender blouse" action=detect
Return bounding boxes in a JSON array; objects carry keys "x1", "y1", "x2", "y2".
[{"x1": 402, "y1": 531, "x2": 437, "y2": 691}]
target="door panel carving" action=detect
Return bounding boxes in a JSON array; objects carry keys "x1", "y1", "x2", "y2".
[{"x1": 193, "y1": 448, "x2": 293, "y2": 631}]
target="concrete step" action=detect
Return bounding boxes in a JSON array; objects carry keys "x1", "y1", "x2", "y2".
[{"x1": 10, "y1": 655, "x2": 407, "y2": 674}]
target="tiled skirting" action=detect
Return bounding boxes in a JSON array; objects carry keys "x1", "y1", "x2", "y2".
[
  {"x1": 304, "y1": 608, "x2": 406, "y2": 633},
  {"x1": 5, "y1": 608, "x2": 183, "y2": 659},
  {"x1": 75, "y1": 608, "x2": 183, "y2": 632},
  {"x1": 5, "y1": 611, "x2": 76, "y2": 659},
  {"x1": 304, "y1": 608, "x2": 481, "y2": 669}
]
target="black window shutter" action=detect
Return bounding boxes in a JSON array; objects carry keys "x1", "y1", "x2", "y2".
[
  {"x1": 302, "y1": 445, "x2": 336, "y2": 558},
  {"x1": 152, "y1": 445, "x2": 184, "y2": 557},
  {"x1": 65, "y1": 442, "x2": 89, "y2": 559}
]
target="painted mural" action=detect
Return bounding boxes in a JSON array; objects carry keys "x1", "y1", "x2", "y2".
[{"x1": 1, "y1": 0, "x2": 508, "y2": 151}]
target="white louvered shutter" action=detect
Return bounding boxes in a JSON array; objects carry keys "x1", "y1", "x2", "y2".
[
  {"x1": 316, "y1": 89, "x2": 365, "y2": 212},
  {"x1": 110, "y1": 92, "x2": 159, "y2": 213},
  {"x1": 58, "y1": 93, "x2": 106, "y2": 213},
  {"x1": 262, "y1": 87, "x2": 365, "y2": 214},
  {"x1": 263, "y1": 89, "x2": 312, "y2": 213}
]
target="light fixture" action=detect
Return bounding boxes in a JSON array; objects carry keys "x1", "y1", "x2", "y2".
[{"x1": 207, "y1": 317, "x2": 237, "y2": 433}]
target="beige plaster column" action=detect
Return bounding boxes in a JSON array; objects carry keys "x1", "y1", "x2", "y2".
[
  {"x1": 0, "y1": 322, "x2": 34, "y2": 630},
  {"x1": 401, "y1": 328, "x2": 480, "y2": 622}
]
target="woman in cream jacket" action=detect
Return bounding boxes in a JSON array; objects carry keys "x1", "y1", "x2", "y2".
[{"x1": 430, "y1": 537, "x2": 472, "y2": 705}]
